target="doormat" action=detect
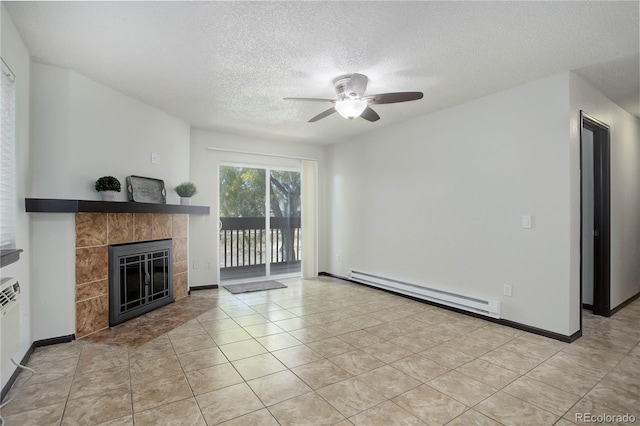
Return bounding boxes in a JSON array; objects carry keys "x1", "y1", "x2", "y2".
[{"x1": 223, "y1": 280, "x2": 288, "y2": 294}]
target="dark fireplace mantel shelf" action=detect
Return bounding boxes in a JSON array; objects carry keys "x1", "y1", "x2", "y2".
[{"x1": 25, "y1": 198, "x2": 210, "y2": 215}]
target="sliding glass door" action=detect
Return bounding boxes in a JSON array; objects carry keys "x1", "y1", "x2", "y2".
[{"x1": 219, "y1": 165, "x2": 301, "y2": 281}]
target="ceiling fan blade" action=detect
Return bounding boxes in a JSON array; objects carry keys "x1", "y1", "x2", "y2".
[
  {"x1": 360, "y1": 106, "x2": 380, "y2": 122},
  {"x1": 366, "y1": 92, "x2": 424, "y2": 104},
  {"x1": 308, "y1": 108, "x2": 336, "y2": 122},
  {"x1": 284, "y1": 97, "x2": 335, "y2": 103},
  {"x1": 345, "y1": 73, "x2": 368, "y2": 98}
]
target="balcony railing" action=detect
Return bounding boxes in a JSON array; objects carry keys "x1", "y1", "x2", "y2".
[{"x1": 219, "y1": 216, "x2": 301, "y2": 280}]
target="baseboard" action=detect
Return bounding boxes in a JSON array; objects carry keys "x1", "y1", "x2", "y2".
[
  {"x1": 1, "y1": 334, "x2": 75, "y2": 403},
  {"x1": 320, "y1": 271, "x2": 578, "y2": 343},
  {"x1": 190, "y1": 285, "x2": 219, "y2": 291},
  {"x1": 609, "y1": 291, "x2": 640, "y2": 316}
]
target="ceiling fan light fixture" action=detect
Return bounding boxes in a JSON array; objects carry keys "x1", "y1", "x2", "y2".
[{"x1": 335, "y1": 98, "x2": 368, "y2": 119}]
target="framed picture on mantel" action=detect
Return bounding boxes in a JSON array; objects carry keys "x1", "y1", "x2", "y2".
[{"x1": 126, "y1": 175, "x2": 167, "y2": 204}]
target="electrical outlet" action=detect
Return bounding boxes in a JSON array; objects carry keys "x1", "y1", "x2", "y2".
[
  {"x1": 503, "y1": 284, "x2": 512, "y2": 297},
  {"x1": 336, "y1": 254, "x2": 341, "y2": 263},
  {"x1": 193, "y1": 261, "x2": 199, "y2": 269},
  {"x1": 151, "y1": 152, "x2": 160, "y2": 165},
  {"x1": 206, "y1": 262, "x2": 211, "y2": 270}
]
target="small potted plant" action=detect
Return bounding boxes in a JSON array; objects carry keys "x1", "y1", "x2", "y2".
[
  {"x1": 174, "y1": 182, "x2": 198, "y2": 205},
  {"x1": 95, "y1": 176, "x2": 121, "y2": 201}
]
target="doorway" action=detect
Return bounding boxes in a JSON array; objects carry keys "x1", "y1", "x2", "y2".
[
  {"x1": 218, "y1": 165, "x2": 301, "y2": 281},
  {"x1": 580, "y1": 112, "x2": 611, "y2": 317}
]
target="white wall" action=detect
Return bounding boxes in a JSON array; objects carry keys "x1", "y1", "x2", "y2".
[
  {"x1": 189, "y1": 129, "x2": 327, "y2": 287},
  {"x1": 1, "y1": 4, "x2": 32, "y2": 390},
  {"x1": 326, "y1": 74, "x2": 574, "y2": 335},
  {"x1": 29, "y1": 64, "x2": 191, "y2": 341},
  {"x1": 569, "y1": 73, "x2": 640, "y2": 320}
]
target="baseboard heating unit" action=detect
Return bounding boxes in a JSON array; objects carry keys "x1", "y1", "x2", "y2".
[{"x1": 349, "y1": 270, "x2": 501, "y2": 319}]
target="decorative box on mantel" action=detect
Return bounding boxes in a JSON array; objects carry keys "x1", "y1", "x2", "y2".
[{"x1": 25, "y1": 198, "x2": 210, "y2": 339}]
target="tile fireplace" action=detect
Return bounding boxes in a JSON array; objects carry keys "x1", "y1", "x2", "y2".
[{"x1": 75, "y1": 212, "x2": 189, "y2": 338}]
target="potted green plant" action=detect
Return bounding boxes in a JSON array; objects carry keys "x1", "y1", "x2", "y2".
[
  {"x1": 174, "y1": 182, "x2": 198, "y2": 205},
  {"x1": 95, "y1": 176, "x2": 121, "y2": 201}
]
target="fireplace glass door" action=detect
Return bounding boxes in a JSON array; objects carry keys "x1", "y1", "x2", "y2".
[{"x1": 109, "y1": 239, "x2": 173, "y2": 326}]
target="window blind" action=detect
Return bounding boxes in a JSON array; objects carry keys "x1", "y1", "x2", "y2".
[{"x1": 0, "y1": 58, "x2": 16, "y2": 250}]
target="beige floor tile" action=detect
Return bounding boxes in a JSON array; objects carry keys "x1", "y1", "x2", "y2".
[
  {"x1": 96, "y1": 416, "x2": 133, "y2": 426},
  {"x1": 243, "y1": 322, "x2": 285, "y2": 338},
  {"x1": 306, "y1": 336, "x2": 357, "y2": 357},
  {"x1": 233, "y1": 313, "x2": 269, "y2": 326},
  {"x1": 446, "y1": 409, "x2": 502, "y2": 426},
  {"x1": 440, "y1": 335, "x2": 499, "y2": 357},
  {"x1": 272, "y1": 345, "x2": 324, "y2": 368},
  {"x1": 480, "y1": 347, "x2": 542, "y2": 374},
  {"x1": 292, "y1": 359, "x2": 353, "y2": 389},
  {"x1": 255, "y1": 332, "x2": 302, "y2": 351},
  {"x1": 129, "y1": 354, "x2": 183, "y2": 385},
  {"x1": 338, "y1": 330, "x2": 381, "y2": 348},
  {"x1": 67, "y1": 365, "x2": 129, "y2": 399},
  {"x1": 361, "y1": 340, "x2": 415, "y2": 364},
  {"x1": 131, "y1": 373, "x2": 193, "y2": 412},
  {"x1": 391, "y1": 353, "x2": 450, "y2": 383},
  {"x1": 75, "y1": 344, "x2": 129, "y2": 375},
  {"x1": 328, "y1": 349, "x2": 386, "y2": 376},
  {"x1": 392, "y1": 383, "x2": 467, "y2": 425},
  {"x1": 317, "y1": 378, "x2": 387, "y2": 418},
  {"x1": 247, "y1": 370, "x2": 312, "y2": 406},
  {"x1": 526, "y1": 362, "x2": 600, "y2": 396},
  {"x1": 357, "y1": 365, "x2": 421, "y2": 399},
  {"x1": 208, "y1": 327, "x2": 253, "y2": 345},
  {"x1": 199, "y1": 318, "x2": 241, "y2": 333},
  {"x1": 387, "y1": 333, "x2": 439, "y2": 353},
  {"x1": 428, "y1": 370, "x2": 497, "y2": 406},
  {"x1": 272, "y1": 317, "x2": 310, "y2": 331},
  {"x1": 185, "y1": 362, "x2": 244, "y2": 395},
  {"x1": 13, "y1": 357, "x2": 79, "y2": 388},
  {"x1": 128, "y1": 336, "x2": 176, "y2": 362},
  {"x1": 544, "y1": 351, "x2": 612, "y2": 379},
  {"x1": 219, "y1": 339, "x2": 268, "y2": 361},
  {"x1": 217, "y1": 408, "x2": 279, "y2": 426},
  {"x1": 232, "y1": 352, "x2": 288, "y2": 381},
  {"x1": 7, "y1": 279, "x2": 640, "y2": 426},
  {"x1": 475, "y1": 392, "x2": 558, "y2": 426},
  {"x1": 196, "y1": 382, "x2": 265, "y2": 424},
  {"x1": 177, "y1": 346, "x2": 228, "y2": 372},
  {"x1": 27, "y1": 342, "x2": 83, "y2": 366},
  {"x1": 420, "y1": 344, "x2": 476, "y2": 368},
  {"x1": 455, "y1": 358, "x2": 519, "y2": 389},
  {"x1": 503, "y1": 376, "x2": 581, "y2": 416},
  {"x1": 167, "y1": 321, "x2": 207, "y2": 338},
  {"x1": 585, "y1": 380, "x2": 640, "y2": 414},
  {"x1": 0, "y1": 402, "x2": 65, "y2": 426},
  {"x1": 287, "y1": 326, "x2": 334, "y2": 343},
  {"x1": 133, "y1": 397, "x2": 206, "y2": 426},
  {"x1": 349, "y1": 400, "x2": 424, "y2": 425},
  {"x1": 268, "y1": 392, "x2": 345, "y2": 425},
  {"x1": 169, "y1": 333, "x2": 217, "y2": 354},
  {"x1": 62, "y1": 386, "x2": 132, "y2": 425},
  {"x1": 196, "y1": 308, "x2": 230, "y2": 322}
]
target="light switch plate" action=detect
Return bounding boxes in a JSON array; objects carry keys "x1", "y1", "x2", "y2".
[{"x1": 522, "y1": 215, "x2": 532, "y2": 229}]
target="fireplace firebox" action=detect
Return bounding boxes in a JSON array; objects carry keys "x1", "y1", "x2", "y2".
[{"x1": 108, "y1": 239, "x2": 174, "y2": 326}]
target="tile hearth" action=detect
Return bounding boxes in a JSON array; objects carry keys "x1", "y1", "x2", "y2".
[{"x1": 2, "y1": 276, "x2": 639, "y2": 425}]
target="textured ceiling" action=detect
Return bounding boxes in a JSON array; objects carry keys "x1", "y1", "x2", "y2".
[{"x1": 5, "y1": 1, "x2": 639, "y2": 144}]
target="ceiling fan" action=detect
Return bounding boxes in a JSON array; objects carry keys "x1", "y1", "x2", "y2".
[{"x1": 284, "y1": 73, "x2": 423, "y2": 122}]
